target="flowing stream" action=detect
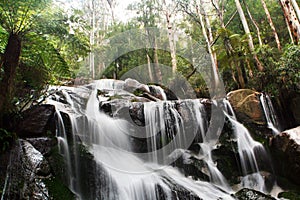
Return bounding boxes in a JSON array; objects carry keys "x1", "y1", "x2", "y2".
[{"x1": 46, "y1": 79, "x2": 278, "y2": 199}]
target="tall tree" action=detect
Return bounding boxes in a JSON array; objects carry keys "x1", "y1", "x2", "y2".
[
  {"x1": 260, "y1": 0, "x2": 281, "y2": 50},
  {"x1": 161, "y1": 0, "x2": 178, "y2": 74},
  {"x1": 0, "y1": 0, "x2": 50, "y2": 124},
  {"x1": 234, "y1": 0, "x2": 263, "y2": 71},
  {"x1": 279, "y1": 0, "x2": 300, "y2": 43}
]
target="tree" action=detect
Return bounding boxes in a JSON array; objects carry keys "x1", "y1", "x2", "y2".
[
  {"x1": 279, "y1": 0, "x2": 300, "y2": 43},
  {"x1": 260, "y1": 0, "x2": 281, "y2": 50},
  {"x1": 0, "y1": 0, "x2": 50, "y2": 125},
  {"x1": 161, "y1": 0, "x2": 178, "y2": 74},
  {"x1": 234, "y1": 0, "x2": 263, "y2": 71},
  {"x1": 0, "y1": 0, "x2": 90, "y2": 127}
]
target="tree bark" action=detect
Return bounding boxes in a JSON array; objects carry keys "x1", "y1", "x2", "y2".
[
  {"x1": 243, "y1": 0, "x2": 263, "y2": 46},
  {"x1": 260, "y1": 0, "x2": 281, "y2": 50},
  {"x1": 291, "y1": 0, "x2": 300, "y2": 23},
  {"x1": 235, "y1": 0, "x2": 264, "y2": 71},
  {"x1": 195, "y1": 1, "x2": 219, "y2": 91},
  {"x1": 0, "y1": 33, "x2": 22, "y2": 126},
  {"x1": 279, "y1": 0, "x2": 300, "y2": 43},
  {"x1": 162, "y1": 0, "x2": 177, "y2": 74}
]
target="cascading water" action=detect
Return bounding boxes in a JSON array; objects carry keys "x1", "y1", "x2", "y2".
[
  {"x1": 260, "y1": 93, "x2": 280, "y2": 134},
  {"x1": 46, "y1": 79, "x2": 276, "y2": 199},
  {"x1": 223, "y1": 99, "x2": 267, "y2": 192}
]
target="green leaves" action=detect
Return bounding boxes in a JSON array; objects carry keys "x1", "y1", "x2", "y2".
[{"x1": 0, "y1": 0, "x2": 50, "y2": 34}]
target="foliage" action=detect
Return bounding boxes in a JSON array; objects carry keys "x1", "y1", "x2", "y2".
[{"x1": 277, "y1": 45, "x2": 300, "y2": 93}]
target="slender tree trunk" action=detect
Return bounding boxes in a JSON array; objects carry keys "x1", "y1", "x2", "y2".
[
  {"x1": 291, "y1": 0, "x2": 300, "y2": 22},
  {"x1": 243, "y1": 0, "x2": 263, "y2": 46},
  {"x1": 235, "y1": 0, "x2": 264, "y2": 71},
  {"x1": 195, "y1": 1, "x2": 219, "y2": 91},
  {"x1": 153, "y1": 38, "x2": 162, "y2": 83},
  {"x1": 279, "y1": 0, "x2": 300, "y2": 43},
  {"x1": 260, "y1": 0, "x2": 281, "y2": 50},
  {"x1": 166, "y1": 13, "x2": 177, "y2": 74},
  {"x1": 213, "y1": 0, "x2": 245, "y2": 88},
  {"x1": 0, "y1": 33, "x2": 22, "y2": 127},
  {"x1": 147, "y1": 53, "x2": 154, "y2": 82}
]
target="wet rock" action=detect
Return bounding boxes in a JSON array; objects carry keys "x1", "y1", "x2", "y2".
[
  {"x1": 270, "y1": 126, "x2": 300, "y2": 185},
  {"x1": 1, "y1": 139, "x2": 52, "y2": 199},
  {"x1": 20, "y1": 139, "x2": 51, "y2": 176},
  {"x1": 26, "y1": 137, "x2": 57, "y2": 156},
  {"x1": 170, "y1": 149, "x2": 210, "y2": 181},
  {"x1": 17, "y1": 104, "x2": 56, "y2": 137},
  {"x1": 124, "y1": 78, "x2": 150, "y2": 93},
  {"x1": 227, "y1": 89, "x2": 264, "y2": 124},
  {"x1": 235, "y1": 188, "x2": 275, "y2": 200}
]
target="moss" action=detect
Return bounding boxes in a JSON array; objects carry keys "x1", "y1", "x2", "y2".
[
  {"x1": 45, "y1": 176, "x2": 76, "y2": 200},
  {"x1": 133, "y1": 89, "x2": 144, "y2": 96},
  {"x1": 278, "y1": 191, "x2": 300, "y2": 200},
  {"x1": 108, "y1": 94, "x2": 123, "y2": 101}
]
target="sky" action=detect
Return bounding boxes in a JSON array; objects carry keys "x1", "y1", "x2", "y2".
[
  {"x1": 54, "y1": 0, "x2": 138, "y2": 22},
  {"x1": 115, "y1": 0, "x2": 138, "y2": 22}
]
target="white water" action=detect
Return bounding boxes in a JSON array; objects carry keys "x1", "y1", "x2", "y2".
[
  {"x1": 260, "y1": 94, "x2": 280, "y2": 134},
  {"x1": 224, "y1": 100, "x2": 267, "y2": 192},
  {"x1": 46, "y1": 80, "x2": 276, "y2": 199}
]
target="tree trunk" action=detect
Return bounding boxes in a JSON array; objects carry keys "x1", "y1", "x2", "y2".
[
  {"x1": 260, "y1": 0, "x2": 281, "y2": 50},
  {"x1": 195, "y1": 1, "x2": 219, "y2": 91},
  {"x1": 235, "y1": 0, "x2": 264, "y2": 71},
  {"x1": 153, "y1": 38, "x2": 162, "y2": 83},
  {"x1": 243, "y1": 0, "x2": 263, "y2": 46},
  {"x1": 0, "y1": 33, "x2": 22, "y2": 127},
  {"x1": 166, "y1": 12, "x2": 177, "y2": 74},
  {"x1": 213, "y1": 0, "x2": 245, "y2": 88},
  {"x1": 162, "y1": 0, "x2": 177, "y2": 74},
  {"x1": 291, "y1": 0, "x2": 300, "y2": 23},
  {"x1": 279, "y1": 0, "x2": 300, "y2": 43}
]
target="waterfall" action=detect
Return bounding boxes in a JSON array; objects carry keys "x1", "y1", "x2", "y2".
[
  {"x1": 223, "y1": 99, "x2": 267, "y2": 192},
  {"x1": 45, "y1": 79, "x2": 277, "y2": 199},
  {"x1": 260, "y1": 93, "x2": 280, "y2": 134}
]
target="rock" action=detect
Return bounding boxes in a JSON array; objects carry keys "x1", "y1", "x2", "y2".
[
  {"x1": 270, "y1": 126, "x2": 300, "y2": 185},
  {"x1": 170, "y1": 149, "x2": 210, "y2": 181},
  {"x1": 1, "y1": 139, "x2": 51, "y2": 199},
  {"x1": 235, "y1": 188, "x2": 275, "y2": 200},
  {"x1": 227, "y1": 89, "x2": 264, "y2": 124},
  {"x1": 124, "y1": 78, "x2": 150, "y2": 93},
  {"x1": 17, "y1": 104, "x2": 56, "y2": 137},
  {"x1": 20, "y1": 139, "x2": 51, "y2": 176},
  {"x1": 290, "y1": 95, "x2": 300, "y2": 125},
  {"x1": 26, "y1": 137, "x2": 57, "y2": 156}
]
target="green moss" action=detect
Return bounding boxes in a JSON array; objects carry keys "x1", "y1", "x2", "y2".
[
  {"x1": 278, "y1": 191, "x2": 300, "y2": 200},
  {"x1": 108, "y1": 94, "x2": 123, "y2": 101},
  {"x1": 45, "y1": 176, "x2": 75, "y2": 200},
  {"x1": 133, "y1": 89, "x2": 144, "y2": 96}
]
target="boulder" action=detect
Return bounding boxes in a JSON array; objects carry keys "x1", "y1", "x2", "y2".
[
  {"x1": 270, "y1": 126, "x2": 300, "y2": 185},
  {"x1": 124, "y1": 78, "x2": 150, "y2": 93},
  {"x1": 17, "y1": 104, "x2": 56, "y2": 137},
  {"x1": 227, "y1": 89, "x2": 264, "y2": 124}
]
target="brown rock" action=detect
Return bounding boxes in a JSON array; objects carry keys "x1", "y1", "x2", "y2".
[{"x1": 227, "y1": 89, "x2": 264, "y2": 124}]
